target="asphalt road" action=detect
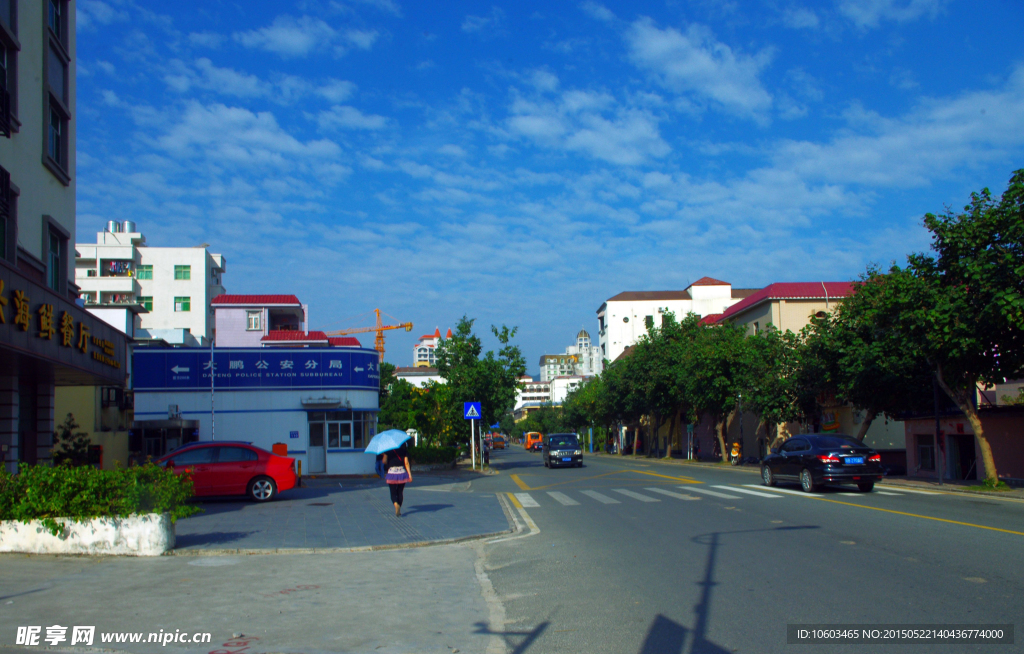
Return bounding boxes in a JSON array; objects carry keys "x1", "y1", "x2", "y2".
[{"x1": 472, "y1": 446, "x2": 1024, "y2": 654}]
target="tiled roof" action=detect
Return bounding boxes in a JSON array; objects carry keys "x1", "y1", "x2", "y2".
[
  {"x1": 605, "y1": 290, "x2": 692, "y2": 302},
  {"x1": 689, "y1": 276, "x2": 730, "y2": 286},
  {"x1": 327, "y1": 336, "x2": 362, "y2": 347},
  {"x1": 212, "y1": 294, "x2": 301, "y2": 306},
  {"x1": 698, "y1": 313, "x2": 723, "y2": 326},
  {"x1": 261, "y1": 330, "x2": 328, "y2": 342},
  {"x1": 717, "y1": 282, "x2": 856, "y2": 322},
  {"x1": 395, "y1": 367, "x2": 439, "y2": 374}
]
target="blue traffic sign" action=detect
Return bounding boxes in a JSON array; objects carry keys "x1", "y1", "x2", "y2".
[
  {"x1": 464, "y1": 402, "x2": 482, "y2": 420},
  {"x1": 133, "y1": 348, "x2": 381, "y2": 392}
]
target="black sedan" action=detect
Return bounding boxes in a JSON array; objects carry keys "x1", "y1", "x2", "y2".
[
  {"x1": 543, "y1": 433, "x2": 583, "y2": 468},
  {"x1": 761, "y1": 434, "x2": 884, "y2": 493}
]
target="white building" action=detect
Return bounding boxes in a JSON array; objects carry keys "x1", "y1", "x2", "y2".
[
  {"x1": 540, "y1": 329, "x2": 603, "y2": 381},
  {"x1": 550, "y1": 375, "x2": 585, "y2": 406},
  {"x1": 394, "y1": 366, "x2": 444, "y2": 388},
  {"x1": 413, "y1": 327, "x2": 451, "y2": 367},
  {"x1": 75, "y1": 221, "x2": 226, "y2": 346},
  {"x1": 597, "y1": 277, "x2": 758, "y2": 363}
]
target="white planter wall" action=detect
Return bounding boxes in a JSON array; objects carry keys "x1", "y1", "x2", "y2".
[{"x1": 0, "y1": 513, "x2": 174, "y2": 556}]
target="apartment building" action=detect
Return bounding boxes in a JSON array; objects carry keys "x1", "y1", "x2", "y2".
[
  {"x1": 76, "y1": 221, "x2": 226, "y2": 346},
  {"x1": 414, "y1": 327, "x2": 451, "y2": 367},
  {"x1": 1, "y1": 0, "x2": 129, "y2": 471},
  {"x1": 539, "y1": 328, "x2": 603, "y2": 381},
  {"x1": 597, "y1": 277, "x2": 757, "y2": 362}
]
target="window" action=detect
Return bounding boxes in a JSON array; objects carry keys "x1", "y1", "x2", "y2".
[
  {"x1": 136, "y1": 264, "x2": 152, "y2": 280},
  {"x1": 216, "y1": 446, "x2": 257, "y2": 463},
  {"x1": 44, "y1": 219, "x2": 67, "y2": 294},
  {"x1": 44, "y1": 0, "x2": 69, "y2": 181},
  {"x1": 174, "y1": 265, "x2": 191, "y2": 280},
  {"x1": 753, "y1": 321, "x2": 760, "y2": 335},
  {"x1": 246, "y1": 310, "x2": 261, "y2": 331},
  {"x1": 174, "y1": 296, "x2": 190, "y2": 312},
  {"x1": 0, "y1": 0, "x2": 17, "y2": 137},
  {"x1": 170, "y1": 447, "x2": 214, "y2": 466},
  {"x1": 138, "y1": 296, "x2": 152, "y2": 311},
  {"x1": 0, "y1": 164, "x2": 13, "y2": 262}
]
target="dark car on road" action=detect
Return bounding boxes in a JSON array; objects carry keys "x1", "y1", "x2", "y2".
[
  {"x1": 543, "y1": 433, "x2": 583, "y2": 468},
  {"x1": 761, "y1": 433, "x2": 883, "y2": 493},
  {"x1": 156, "y1": 441, "x2": 297, "y2": 502}
]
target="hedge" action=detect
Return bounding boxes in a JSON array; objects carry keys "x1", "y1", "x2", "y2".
[
  {"x1": 0, "y1": 464, "x2": 200, "y2": 536},
  {"x1": 406, "y1": 445, "x2": 458, "y2": 465}
]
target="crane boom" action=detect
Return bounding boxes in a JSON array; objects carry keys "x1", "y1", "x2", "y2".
[{"x1": 323, "y1": 308, "x2": 412, "y2": 361}]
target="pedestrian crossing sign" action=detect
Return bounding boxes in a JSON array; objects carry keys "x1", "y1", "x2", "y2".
[{"x1": 464, "y1": 402, "x2": 482, "y2": 419}]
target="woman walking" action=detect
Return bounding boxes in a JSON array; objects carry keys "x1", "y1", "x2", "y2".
[{"x1": 384, "y1": 445, "x2": 412, "y2": 517}]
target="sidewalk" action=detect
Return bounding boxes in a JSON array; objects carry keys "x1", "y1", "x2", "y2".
[
  {"x1": 172, "y1": 472, "x2": 513, "y2": 554},
  {"x1": 590, "y1": 451, "x2": 1024, "y2": 500}
]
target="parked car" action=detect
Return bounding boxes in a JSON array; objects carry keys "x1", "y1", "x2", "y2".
[
  {"x1": 156, "y1": 441, "x2": 297, "y2": 502},
  {"x1": 492, "y1": 436, "x2": 506, "y2": 450},
  {"x1": 525, "y1": 432, "x2": 544, "y2": 452},
  {"x1": 761, "y1": 434, "x2": 883, "y2": 493},
  {"x1": 543, "y1": 433, "x2": 583, "y2": 468}
]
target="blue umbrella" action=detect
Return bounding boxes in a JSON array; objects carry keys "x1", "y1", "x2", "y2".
[{"x1": 364, "y1": 429, "x2": 412, "y2": 454}]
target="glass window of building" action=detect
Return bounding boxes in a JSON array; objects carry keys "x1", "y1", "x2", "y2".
[
  {"x1": 246, "y1": 311, "x2": 261, "y2": 331},
  {"x1": 174, "y1": 265, "x2": 191, "y2": 280},
  {"x1": 174, "y1": 296, "x2": 190, "y2": 312},
  {"x1": 136, "y1": 264, "x2": 152, "y2": 280}
]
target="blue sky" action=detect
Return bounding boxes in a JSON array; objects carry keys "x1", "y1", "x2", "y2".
[{"x1": 75, "y1": 0, "x2": 1024, "y2": 373}]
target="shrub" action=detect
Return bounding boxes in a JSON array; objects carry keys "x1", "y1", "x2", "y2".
[
  {"x1": 0, "y1": 463, "x2": 201, "y2": 536},
  {"x1": 406, "y1": 445, "x2": 457, "y2": 465}
]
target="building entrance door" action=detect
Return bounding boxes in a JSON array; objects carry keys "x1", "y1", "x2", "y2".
[{"x1": 308, "y1": 423, "x2": 326, "y2": 474}]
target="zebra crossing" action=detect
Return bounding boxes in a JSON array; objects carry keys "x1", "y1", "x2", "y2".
[{"x1": 510, "y1": 484, "x2": 935, "y2": 508}]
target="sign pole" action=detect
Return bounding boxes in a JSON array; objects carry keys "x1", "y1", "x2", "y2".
[{"x1": 470, "y1": 418, "x2": 476, "y2": 470}]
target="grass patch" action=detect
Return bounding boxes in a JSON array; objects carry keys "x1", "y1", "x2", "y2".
[{"x1": 964, "y1": 480, "x2": 1014, "y2": 492}]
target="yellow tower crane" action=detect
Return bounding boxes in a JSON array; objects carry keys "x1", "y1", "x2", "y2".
[{"x1": 324, "y1": 309, "x2": 412, "y2": 362}]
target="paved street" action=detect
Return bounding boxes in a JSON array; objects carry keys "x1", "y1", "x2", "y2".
[
  {"x1": 470, "y1": 446, "x2": 1023, "y2": 654},
  {"x1": 2, "y1": 445, "x2": 1022, "y2": 654}
]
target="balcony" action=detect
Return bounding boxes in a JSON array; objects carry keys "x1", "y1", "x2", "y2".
[{"x1": 80, "y1": 275, "x2": 140, "y2": 295}]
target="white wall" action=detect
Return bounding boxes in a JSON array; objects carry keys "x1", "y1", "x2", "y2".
[{"x1": 135, "y1": 388, "x2": 379, "y2": 475}]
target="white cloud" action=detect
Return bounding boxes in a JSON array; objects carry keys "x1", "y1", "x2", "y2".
[
  {"x1": 438, "y1": 144, "x2": 468, "y2": 157},
  {"x1": 838, "y1": 0, "x2": 948, "y2": 28},
  {"x1": 318, "y1": 79, "x2": 358, "y2": 103},
  {"x1": 234, "y1": 15, "x2": 376, "y2": 58},
  {"x1": 580, "y1": 1, "x2": 616, "y2": 22},
  {"x1": 77, "y1": 0, "x2": 128, "y2": 29},
  {"x1": 346, "y1": 0, "x2": 402, "y2": 16},
  {"x1": 507, "y1": 91, "x2": 669, "y2": 165},
  {"x1": 782, "y1": 7, "x2": 820, "y2": 30},
  {"x1": 462, "y1": 7, "x2": 505, "y2": 34},
  {"x1": 773, "y1": 65, "x2": 1024, "y2": 186},
  {"x1": 889, "y1": 67, "x2": 919, "y2": 90},
  {"x1": 188, "y1": 31, "x2": 226, "y2": 48},
  {"x1": 317, "y1": 105, "x2": 390, "y2": 130},
  {"x1": 625, "y1": 18, "x2": 774, "y2": 121},
  {"x1": 156, "y1": 102, "x2": 342, "y2": 167}
]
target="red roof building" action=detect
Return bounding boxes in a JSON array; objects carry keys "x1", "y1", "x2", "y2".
[
  {"x1": 712, "y1": 282, "x2": 855, "y2": 333},
  {"x1": 413, "y1": 327, "x2": 452, "y2": 367}
]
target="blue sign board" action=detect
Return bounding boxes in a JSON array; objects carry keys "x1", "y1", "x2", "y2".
[
  {"x1": 464, "y1": 402, "x2": 482, "y2": 420},
  {"x1": 133, "y1": 348, "x2": 381, "y2": 392},
  {"x1": 289, "y1": 431, "x2": 299, "y2": 439}
]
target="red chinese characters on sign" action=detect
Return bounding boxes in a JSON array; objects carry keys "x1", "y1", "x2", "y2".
[
  {"x1": 13, "y1": 289, "x2": 30, "y2": 331},
  {"x1": 60, "y1": 311, "x2": 74, "y2": 347},
  {"x1": 77, "y1": 323, "x2": 90, "y2": 354}
]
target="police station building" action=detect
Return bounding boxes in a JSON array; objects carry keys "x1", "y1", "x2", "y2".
[{"x1": 132, "y1": 346, "x2": 381, "y2": 475}]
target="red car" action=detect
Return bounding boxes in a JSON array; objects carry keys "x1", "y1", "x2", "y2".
[{"x1": 156, "y1": 441, "x2": 297, "y2": 502}]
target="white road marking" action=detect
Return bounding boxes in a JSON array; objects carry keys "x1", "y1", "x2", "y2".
[
  {"x1": 612, "y1": 488, "x2": 660, "y2": 502},
  {"x1": 547, "y1": 491, "x2": 580, "y2": 506},
  {"x1": 686, "y1": 486, "x2": 742, "y2": 499},
  {"x1": 879, "y1": 487, "x2": 939, "y2": 495},
  {"x1": 743, "y1": 485, "x2": 823, "y2": 498},
  {"x1": 714, "y1": 485, "x2": 782, "y2": 498},
  {"x1": 875, "y1": 491, "x2": 901, "y2": 496},
  {"x1": 514, "y1": 493, "x2": 540, "y2": 507},
  {"x1": 580, "y1": 490, "x2": 620, "y2": 504},
  {"x1": 645, "y1": 487, "x2": 700, "y2": 501}
]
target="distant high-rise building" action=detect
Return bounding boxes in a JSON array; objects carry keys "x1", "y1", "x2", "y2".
[
  {"x1": 413, "y1": 327, "x2": 451, "y2": 367},
  {"x1": 539, "y1": 329, "x2": 603, "y2": 382}
]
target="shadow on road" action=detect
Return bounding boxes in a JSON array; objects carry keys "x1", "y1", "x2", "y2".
[
  {"x1": 400, "y1": 503, "x2": 454, "y2": 515},
  {"x1": 174, "y1": 531, "x2": 258, "y2": 548}
]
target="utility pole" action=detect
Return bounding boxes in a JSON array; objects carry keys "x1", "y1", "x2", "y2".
[
  {"x1": 209, "y1": 338, "x2": 215, "y2": 440},
  {"x1": 933, "y1": 375, "x2": 943, "y2": 486}
]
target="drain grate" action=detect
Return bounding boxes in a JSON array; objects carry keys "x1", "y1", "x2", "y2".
[{"x1": 307, "y1": 502, "x2": 334, "y2": 506}]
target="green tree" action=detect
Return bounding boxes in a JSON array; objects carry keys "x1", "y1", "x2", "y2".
[
  {"x1": 435, "y1": 316, "x2": 527, "y2": 445},
  {"x1": 684, "y1": 323, "x2": 750, "y2": 462},
  {"x1": 743, "y1": 328, "x2": 805, "y2": 450},
  {"x1": 52, "y1": 413, "x2": 91, "y2": 467}
]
